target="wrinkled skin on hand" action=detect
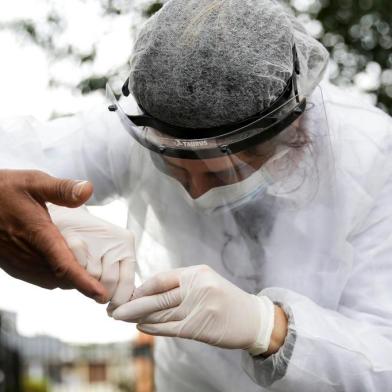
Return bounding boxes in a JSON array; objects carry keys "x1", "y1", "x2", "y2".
[{"x1": 0, "y1": 169, "x2": 108, "y2": 303}]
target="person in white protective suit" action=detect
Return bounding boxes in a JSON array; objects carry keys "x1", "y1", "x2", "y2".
[{"x1": 1, "y1": 0, "x2": 392, "y2": 391}]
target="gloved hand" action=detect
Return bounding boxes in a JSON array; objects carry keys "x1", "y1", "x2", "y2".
[
  {"x1": 48, "y1": 204, "x2": 136, "y2": 308},
  {"x1": 112, "y1": 265, "x2": 286, "y2": 356}
]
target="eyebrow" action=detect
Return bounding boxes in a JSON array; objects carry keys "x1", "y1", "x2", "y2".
[
  {"x1": 163, "y1": 160, "x2": 189, "y2": 174},
  {"x1": 163, "y1": 158, "x2": 248, "y2": 177}
]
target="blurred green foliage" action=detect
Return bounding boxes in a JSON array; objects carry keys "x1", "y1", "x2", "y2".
[
  {"x1": 22, "y1": 378, "x2": 49, "y2": 392},
  {"x1": 287, "y1": 0, "x2": 392, "y2": 113},
  {"x1": 117, "y1": 379, "x2": 136, "y2": 392}
]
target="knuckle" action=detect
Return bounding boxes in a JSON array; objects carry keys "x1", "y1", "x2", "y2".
[
  {"x1": 200, "y1": 277, "x2": 220, "y2": 296},
  {"x1": 167, "y1": 289, "x2": 179, "y2": 305},
  {"x1": 124, "y1": 231, "x2": 135, "y2": 243},
  {"x1": 23, "y1": 170, "x2": 44, "y2": 189},
  {"x1": 205, "y1": 304, "x2": 220, "y2": 318},
  {"x1": 203, "y1": 281, "x2": 219, "y2": 294},
  {"x1": 26, "y1": 221, "x2": 50, "y2": 243},
  {"x1": 157, "y1": 292, "x2": 172, "y2": 310},
  {"x1": 131, "y1": 287, "x2": 142, "y2": 299},
  {"x1": 197, "y1": 264, "x2": 212, "y2": 273},
  {"x1": 66, "y1": 237, "x2": 86, "y2": 252},
  {"x1": 54, "y1": 180, "x2": 73, "y2": 202},
  {"x1": 52, "y1": 263, "x2": 70, "y2": 280},
  {"x1": 87, "y1": 262, "x2": 102, "y2": 280},
  {"x1": 6, "y1": 225, "x2": 24, "y2": 241},
  {"x1": 90, "y1": 271, "x2": 101, "y2": 281},
  {"x1": 118, "y1": 228, "x2": 133, "y2": 238}
]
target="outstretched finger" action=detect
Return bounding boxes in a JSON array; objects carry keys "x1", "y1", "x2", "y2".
[
  {"x1": 101, "y1": 252, "x2": 120, "y2": 301},
  {"x1": 108, "y1": 256, "x2": 136, "y2": 314},
  {"x1": 66, "y1": 236, "x2": 88, "y2": 269},
  {"x1": 137, "y1": 321, "x2": 182, "y2": 338},
  {"x1": 112, "y1": 287, "x2": 182, "y2": 322},
  {"x1": 138, "y1": 306, "x2": 185, "y2": 325},
  {"x1": 132, "y1": 268, "x2": 184, "y2": 300}
]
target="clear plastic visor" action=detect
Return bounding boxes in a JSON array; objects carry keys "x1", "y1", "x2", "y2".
[{"x1": 107, "y1": 84, "x2": 327, "y2": 207}]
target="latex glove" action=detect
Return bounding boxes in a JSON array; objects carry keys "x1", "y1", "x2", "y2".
[
  {"x1": 112, "y1": 265, "x2": 276, "y2": 355},
  {"x1": 48, "y1": 204, "x2": 136, "y2": 308}
]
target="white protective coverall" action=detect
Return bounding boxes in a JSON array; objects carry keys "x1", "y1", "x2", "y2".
[{"x1": 1, "y1": 81, "x2": 392, "y2": 391}]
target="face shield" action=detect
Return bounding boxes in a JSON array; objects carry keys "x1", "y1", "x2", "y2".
[
  {"x1": 107, "y1": 46, "x2": 325, "y2": 215},
  {"x1": 108, "y1": 46, "x2": 339, "y2": 297}
]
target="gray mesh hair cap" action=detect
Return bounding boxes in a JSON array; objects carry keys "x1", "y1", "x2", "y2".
[{"x1": 128, "y1": 0, "x2": 329, "y2": 129}]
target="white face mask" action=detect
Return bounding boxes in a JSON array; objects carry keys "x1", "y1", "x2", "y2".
[{"x1": 165, "y1": 148, "x2": 290, "y2": 215}]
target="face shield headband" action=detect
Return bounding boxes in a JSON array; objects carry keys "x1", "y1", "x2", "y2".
[{"x1": 108, "y1": 45, "x2": 306, "y2": 160}]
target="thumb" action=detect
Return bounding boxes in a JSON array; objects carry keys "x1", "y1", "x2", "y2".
[{"x1": 28, "y1": 171, "x2": 94, "y2": 208}]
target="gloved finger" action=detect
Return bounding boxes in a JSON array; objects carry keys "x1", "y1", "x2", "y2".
[
  {"x1": 86, "y1": 256, "x2": 103, "y2": 282},
  {"x1": 112, "y1": 287, "x2": 182, "y2": 321},
  {"x1": 132, "y1": 268, "x2": 185, "y2": 300},
  {"x1": 107, "y1": 256, "x2": 136, "y2": 314},
  {"x1": 106, "y1": 303, "x2": 116, "y2": 318},
  {"x1": 101, "y1": 253, "x2": 120, "y2": 301},
  {"x1": 65, "y1": 236, "x2": 88, "y2": 269},
  {"x1": 137, "y1": 321, "x2": 182, "y2": 338},
  {"x1": 138, "y1": 306, "x2": 185, "y2": 324}
]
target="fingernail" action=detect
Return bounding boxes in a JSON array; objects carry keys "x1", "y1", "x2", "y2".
[
  {"x1": 112, "y1": 309, "x2": 129, "y2": 320},
  {"x1": 72, "y1": 181, "x2": 88, "y2": 201},
  {"x1": 94, "y1": 295, "x2": 107, "y2": 304},
  {"x1": 137, "y1": 325, "x2": 150, "y2": 333},
  {"x1": 107, "y1": 305, "x2": 115, "y2": 317}
]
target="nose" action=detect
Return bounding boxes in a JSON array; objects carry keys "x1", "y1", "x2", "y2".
[{"x1": 186, "y1": 175, "x2": 217, "y2": 199}]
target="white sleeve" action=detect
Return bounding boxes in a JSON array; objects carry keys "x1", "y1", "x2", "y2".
[
  {"x1": 0, "y1": 106, "x2": 137, "y2": 205},
  {"x1": 242, "y1": 171, "x2": 392, "y2": 391}
]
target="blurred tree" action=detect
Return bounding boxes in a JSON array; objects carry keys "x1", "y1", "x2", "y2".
[
  {"x1": 285, "y1": 0, "x2": 392, "y2": 113},
  {"x1": 22, "y1": 378, "x2": 49, "y2": 392},
  {"x1": 1, "y1": 0, "x2": 390, "y2": 114}
]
